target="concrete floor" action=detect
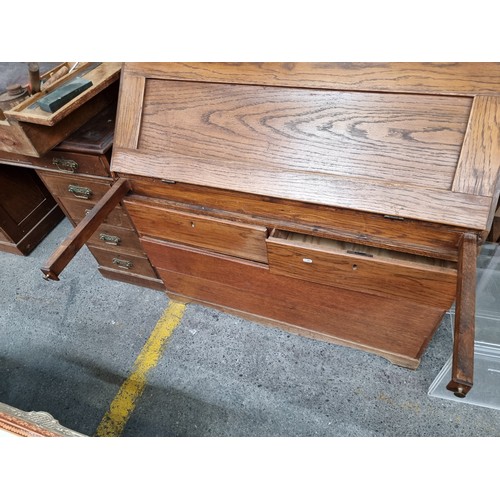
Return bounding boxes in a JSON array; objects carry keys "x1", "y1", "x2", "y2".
[{"x1": 1, "y1": 217, "x2": 500, "y2": 437}]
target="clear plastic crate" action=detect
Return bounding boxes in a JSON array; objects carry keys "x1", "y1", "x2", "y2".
[{"x1": 428, "y1": 243, "x2": 500, "y2": 409}]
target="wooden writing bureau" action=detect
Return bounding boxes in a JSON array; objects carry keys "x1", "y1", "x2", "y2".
[{"x1": 42, "y1": 63, "x2": 500, "y2": 398}]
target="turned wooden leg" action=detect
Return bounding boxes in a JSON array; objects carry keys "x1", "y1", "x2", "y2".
[{"x1": 446, "y1": 232, "x2": 478, "y2": 398}]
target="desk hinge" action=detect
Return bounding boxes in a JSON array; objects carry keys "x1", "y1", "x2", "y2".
[{"x1": 384, "y1": 214, "x2": 405, "y2": 221}]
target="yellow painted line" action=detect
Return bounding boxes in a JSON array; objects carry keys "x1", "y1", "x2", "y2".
[{"x1": 95, "y1": 301, "x2": 186, "y2": 437}]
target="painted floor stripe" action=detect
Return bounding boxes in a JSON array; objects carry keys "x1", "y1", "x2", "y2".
[{"x1": 95, "y1": 301, "x2": 186, "y2": 437}]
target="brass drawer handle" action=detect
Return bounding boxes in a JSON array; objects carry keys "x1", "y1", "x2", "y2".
[
  {"x1": 99, "y1": 233, "x2": 121, "y2": 246},
  {"x1": 112, "y1": 257, "x2": 133, "y2": 269},
  {"x1": 53, "y1": 158, "x2": 78, "y2": 173},
  {"x1": 68, "y1": 184, "x2": 92, "y2": 199}
]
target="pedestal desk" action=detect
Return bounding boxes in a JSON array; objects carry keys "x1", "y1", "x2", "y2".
[{"x1": 43, "y1": 63, "x2": 500, "y2": 398}]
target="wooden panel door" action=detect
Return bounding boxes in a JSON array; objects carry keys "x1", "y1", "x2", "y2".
[
  {"x1": 0, "y1": 165, "x2": 53, "y2": 242},
  {"x1": 0, "y1": 164, "x2": 63, "y2": 254}
]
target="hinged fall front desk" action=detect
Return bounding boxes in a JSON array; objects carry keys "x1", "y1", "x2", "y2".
[{"x1": 42, "y1": 63, "x2": 500, "y2": 398}]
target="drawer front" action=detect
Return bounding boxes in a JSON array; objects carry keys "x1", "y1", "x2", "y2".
[
  {"x1": 0, "y1": 150, "x2": 110, "y2": 176},
  {"x1": 266, "y1": 230, "x2": 457, "y2": 308},
  {"x1": 98, "y1": 267, "x2": 165, "y2": 291},
  {"x1": 124, "y1": 199, "x2": 269, "y2": 263},
  {"x1": 37, "y1": 151, "x2": 110, "y2": 177},
  {"x1": 62, "y1": 198, "x2": 134, "y2": 229},
  {"x1": 37, "y1": 171, "x2": 113, "y2": 202},
  {"x1": 87, "y1": 246, "x2": 158, "y2": 279},
  {"x1": 140, "y1": 236, "x2": 447, "y2": 366},
  {"x1": 128, "y1": 176, "x2": 462, "y2": 261},
  {"x1": 87, "y1": 224, "x2": 145, "y2": 257}
]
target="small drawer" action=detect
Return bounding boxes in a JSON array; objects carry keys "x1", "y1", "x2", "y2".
[
  {"x1": 0, "y1": 150, "x2": 110, "y2": 177},
  {"x1": 124, "y1": 199, "x2": 269, "y2": 263},
  {"x1": 40, "y1": 151, "x2": 110, "y2": 176},
  {"x1": 62, "y1": 198, "x2": 134, "y2": 229},
  {"x1": 87, "y1": 246, "x2": 158, "y2": 279},
  {"x1": 37, "y1": 171, "x2": 113, "y2": 202},
  {"x1": 87, "y1": 224, "x2": 145, "y2": 257},
  {"x1": 266, "y1": 229, "x2": 457, "y2": 308}
]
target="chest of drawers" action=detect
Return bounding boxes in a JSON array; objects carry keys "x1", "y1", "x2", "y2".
[
  {"x1": 0, "y1": 103, "x2": 162, "y2": 290},
  {"x1": 42, "y1": 63, "x2": 500, "y2": 398}
]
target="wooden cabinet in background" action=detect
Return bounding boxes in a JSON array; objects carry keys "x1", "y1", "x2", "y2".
[
  {"x1": 0, "y1": 103, "x2": 163, "y2": 290},
  {"x1": 0, "y1": 164, "x2": 64, "y2": 255}
]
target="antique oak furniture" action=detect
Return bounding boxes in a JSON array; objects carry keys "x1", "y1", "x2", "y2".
[{"x1": 42, "y1": 63, "x2": 500, "y2": 398}]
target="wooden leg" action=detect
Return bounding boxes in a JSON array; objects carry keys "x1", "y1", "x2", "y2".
[{"x1": 446, "y1": 232, "x2": 478, "y2": 398}]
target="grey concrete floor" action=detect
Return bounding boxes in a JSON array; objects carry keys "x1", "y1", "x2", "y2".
[{"x1": 1, "y1": 217, "x2": 500, "y2": 437}]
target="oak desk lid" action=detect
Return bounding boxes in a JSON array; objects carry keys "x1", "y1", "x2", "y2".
[{"x1": 111, "y1": 63, "x2": 500, "y2": 231}]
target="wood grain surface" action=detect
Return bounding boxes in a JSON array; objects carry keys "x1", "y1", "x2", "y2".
[
  {"x1": 98, "y1": 267, "x2": 164, "y2": 291},
  {"x1": 127, "y1": 177, "x2": 464, "y2": 261},
  {"x1": 111, "y1": 79, "x2": 495, "y2": 228},
  {"x1": 87, "y1": 245, "x2": 158, "y2": 278},
  {"x1": 5, "y1": 62, "x2": 121, "y2": 126},
  {"x1": 0, "y1": 149, "x2": 110, "y2": 176},
  {"x1": 142, "y1": 237, "x2": 446, "y2": 366},
  {"x1": 86, "y1": 223, "x2": 146, "y2": 257},
  {"x1": 1, "y1": 82, "x2": 118, "y2": 157},
  {"x1": 137, "y1": 80, "x2": 470, "y2": 188},
  {"x1": 114, "y1": 73, "x2": 145, "y2": 150},
  {"x1": 113, "y1": 148, "x2": 490, "y2": 229},
  {"x1": 37, "y1": 170, "x2": 113, "y2": 201},
  {"x1": 125, "y1": 200, "x2": 269, "y2": 263},
  {"x1": 0, "y1": 120, "x2": 39, "y2": 156},
  {"x1": 447, "y1": 233, "x2": 478, "y2": 396},
  {"x1": 64, "y1": 198, "x2": 134, "y2": 229},
  {"x1": 266, "y1": 230, "x2": 457, "y2": 308},
  {"x1": 124, "y1": 62, "x2": 500, "y2": 97},
  {"x1": 453, "y1": 96, "x2": 500, "y2": 197}
]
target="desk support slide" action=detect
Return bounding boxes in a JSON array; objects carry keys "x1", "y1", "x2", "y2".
[
  {"x1": 446, "y1": 232, "x2": 478, "y2": 398},
  {"x1": 41, "y1": 178, "x2": 130, "y2": 281}
]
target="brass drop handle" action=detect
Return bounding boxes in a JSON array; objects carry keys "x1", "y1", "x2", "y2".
[
  {"x1": 68, "y1": 184, "x2": 92, "y2": 199},
  {"x1": 112, "y1": 257, "x2": 133, "y2": 269},
  {"x1": 99, "y1": 233, "x2": 121, "y2": 246},
  {"x1": 53, "y1": 158, "x2": 78, "y2": 173}
]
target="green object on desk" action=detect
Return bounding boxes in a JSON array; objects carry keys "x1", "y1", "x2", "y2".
[{"x1": 37, "y1": 77, "x2": 93, "y2": 113}]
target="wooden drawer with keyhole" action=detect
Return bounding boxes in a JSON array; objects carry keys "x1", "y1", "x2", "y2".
[
  {"x1": 124, "y1": 198, "x2": 269, "y2": 263},
  {"x1": 266, "y1": 229, "x2": 458, "y2": 308}
]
